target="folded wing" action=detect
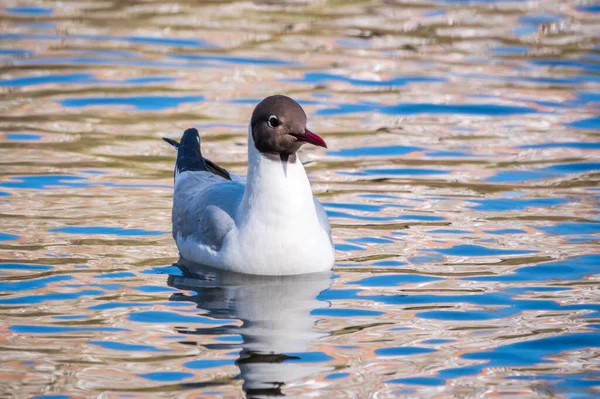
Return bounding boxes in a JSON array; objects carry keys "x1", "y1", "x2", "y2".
[{"x1": 164, "y1": 128, "x2": 244, "y2": 251}]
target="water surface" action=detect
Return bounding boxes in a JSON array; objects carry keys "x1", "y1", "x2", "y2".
[{"x1": 1, "y1": 0, "x2": 599, "y2": 398}]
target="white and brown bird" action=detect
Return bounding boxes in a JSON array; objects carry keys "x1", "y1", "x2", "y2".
[{"x1": 164, "y1": 95, "x2": 334, "y2": 275}]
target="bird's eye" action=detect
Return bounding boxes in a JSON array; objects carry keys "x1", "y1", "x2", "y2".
[{"x1": 267, "y1": 115, "x2": 279, "y2": 128}]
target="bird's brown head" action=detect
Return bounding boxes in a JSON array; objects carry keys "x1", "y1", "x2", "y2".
[{"x1": 250, "y1": 95, "x2": 326, "y2": 160}]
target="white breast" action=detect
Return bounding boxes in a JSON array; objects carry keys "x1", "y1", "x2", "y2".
[
  {"x1": 175, "y1": 126, "x2": 335, "y2": 276},
  {"x1": 219, "y1": 127, "x2": 334, "y2": 275}
]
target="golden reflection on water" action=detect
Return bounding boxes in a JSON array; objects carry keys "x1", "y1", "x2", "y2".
[{"x1": 0, "y1": 0, "x2": 599, "y2": 398}]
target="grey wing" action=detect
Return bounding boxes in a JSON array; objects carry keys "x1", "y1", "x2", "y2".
[
  {"x1": 313, "y1": 197, "x2": 332, "y2": 236},
  {"x1": 172, "y1": 171, "x2": 244, "y2": 250}
]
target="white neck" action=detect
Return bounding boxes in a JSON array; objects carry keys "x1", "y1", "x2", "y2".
[
  {"x1": 222, "y1": 126, "x2": 332, "y2": 275},
  {"x1": 239, "y1": 125, "x2": 316, "y2": 224}
]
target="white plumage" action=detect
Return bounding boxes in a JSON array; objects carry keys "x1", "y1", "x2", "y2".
[{"x1": 171, "y1": 125, "x2": 334, "y2": 275}]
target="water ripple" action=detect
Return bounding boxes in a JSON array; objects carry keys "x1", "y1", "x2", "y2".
[{"x1": 1, "y1": 0, "x2": 599, "y2": 397}]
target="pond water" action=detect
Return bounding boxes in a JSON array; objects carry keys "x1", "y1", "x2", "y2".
[{"x1": 1, "y1": 0, "x2": 599, "y2": 398}]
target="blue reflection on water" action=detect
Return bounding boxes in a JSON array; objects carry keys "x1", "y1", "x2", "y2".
[
  {"x1": 0, "y1": 73, "x2": 175, "y2": 87},
  {"x1": 3, "y1": 133, "x2": 43, "y2": 141},
  {"x1": 0, "y1": 290, "x2": 104, "y2": 305},
  {"x1": 487, "y1": 163, "x2": 600, "y2": 183},
  {"x1": 461, "y1": 70, "x2": 600, "y2": 86},
  {"x1": 94, "y1": 272, "x2": 137, "y2": 279},
  {"x1": 335, "y1": 243, "x2": 365, "y2": 251},
  {"x1": 0, "y1": 275, "x2": 71, "y2": 291},
  {"x1": 61, "y1": 95, "x2": 204, "y2": 110},
  {"x1": 418, "y1": 309, "x2": 515, "y2": 321},
  {"x1": 435, "y1": 0, "x2": 528, "y2": 3},
  {"x1": 513, "y1": 24, "x2": 538, "y2": 36},
  {"x1": 289, "y1": 72, "x2": 445, "y2": 87},
  {"x1": 0, "y1": 33, "x2": 214, "y2": 48},
  {"x1": 10, "y1": 56, "x2": 222, "y2": 69},
  {"x1": 352, "y1": 274, "x2": 443, "y2": 287},
  {"x1": 491, "y1": 45, "x2": 530, "y2": 55},
  {"x1": 0, "y1": 233, "x2": 19, "y2": 241},
  {"x1": 532, "y1": 59, "x2": 600, "y2": 73},
  {"x1": 422, "y1": 339, "x2": 454, "y2": 344},
  {"x1": 283, "y1": 351, "x2": 333, "y2": 363},
  {"x1": 0, "y1": 49, "x2": 33, "y2": 56},
  {"x1": 0, "y1": 175, "x2": 89, "y2": 189},
  {"x1": 429, "y1": 229, "x2": 471, "y2": 234},
  {"x1": 518, "y1": 13, "x2": 562, "y2": 25},
  {"x1": 317, "y1": 102, "x2": 537, "y2": 116},
  {"x1": 4, "y1": 7, "x2": 53, "y2": 15},
  {"x1": 346, "y1": 168, "x2": 449, "y2": 176},
  {"x1": 465, "y1": 254, "x2": 599, "y2": 282},
  {"x1": 538, "y1": 222, "x2": 600, "y2": 235},
  {"x1": 129, "y1": 311, "x2": 236, "y2": 325},
  {"x1": 569, "y1": 116, "x2": 600, "y2": 130},
  {"x1": 350, "y1": 236, "x2": 395, "y2": 244},
  {"x1": 426, "y1": 150, "x2": 472, "y2": 157},
  {"x1": 463, "y1": 333, "x2": 600, "y2": 367},
  {"x1": 426, "y1": 244, "x2": 536, "y2": 256},
  {"x1": 318, "y1": 289, "x2": 361, "y2": 301},
  {"x1": 49, "y1": 226, "x2": 166, "y2": 236},
  {"x1": 327, "y1": 209, "x2": 444, "y2": 222},
  {"x1": 140, "y1": 265, "x2": 184, "y2": 276},
  {"x1": 324, "y1": 203, "x2": 394, "y2": 212},
  {"x1": 399, "y1": 215, "x2": 445, "y2": 221},
  {"x1": 89, "y1": 341, "x2": 170, "y2": 352},
  {"x1": 137, "y1": 372, "x2": 194, "y2": 381},
  {"x1": 10, "y1": 325, "x2": 127, "y2": 333},
  {"x1": 1, "y1": 73, "x2": 92, "y2": 87},
  {"x1": 376, "y1": 347, "x2": 437, "y2": 356},
  {"x1": 325, "y1": 372, "x2": 350, "y2": 380},
  {"x1": 484, "y1": 229, "x2": 526, "y2": 235},
  {"x1": 328, "y1": 145, "x2": 422, "y2": 157},
  {"x1": 88, "y1": 302, "x2": 152, "y2": 311},
  {"x1": 0, "y1": 263, "x2": 53, "y2": 271},
  {"x1": 519, "y1": 74, "x2": 600, "y2": 85},
  {"x1": 577, "y1": 4, "x2": 600, "y2": 12},
  {"x1": 0, "y1": 174, "x2": 169, "y2": 192},
  {"x1": 520, "y1": 142, "x2": 600, "y2": 150},
  {"x1": 468, "y1": 197, "x2": 569, "y2": 211},
  {"x1": 373, "y1": 260, "x2": 407, "y2": 267}
]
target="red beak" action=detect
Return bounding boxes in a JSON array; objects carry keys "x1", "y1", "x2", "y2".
[{"x1": 291, "y1": 129, "x2": 327, "y2": 148}]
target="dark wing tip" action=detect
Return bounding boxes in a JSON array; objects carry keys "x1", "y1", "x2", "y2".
[
  {"x1": 204, "y1": 158, "x2": 232, "y2": 181},
  {"x1": 162, "y1": 137, "x2": 180, "y2": 149},
  {"x1": 183, "y1": 128, "x2": 199, "y2": 135},
  {"x1": 170, "y1": 127, "x2": 232, "y2": 182},
  {"x1": 180, "y1": 128, "x2": 201, "y2": 149}
]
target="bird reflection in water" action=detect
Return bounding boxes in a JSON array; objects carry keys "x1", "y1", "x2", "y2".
[{"x1": 167, "y1": 260, "x2": 333, "y2": 397}]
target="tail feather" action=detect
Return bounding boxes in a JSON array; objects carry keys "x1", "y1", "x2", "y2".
[
  {"x1": 162, "y1": 137, "x2": 180, "y2": 149},
  {"x1": 164, "y1": 128, "x2": 231, "y2": 182}
]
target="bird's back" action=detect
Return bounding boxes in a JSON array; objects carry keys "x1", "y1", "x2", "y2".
[
  {"x1": 165, "y1": 128, "x2": 244, "y2": 255},
  {"x1": 172, "y1": 171, "x2": 243, "y2": 250}
]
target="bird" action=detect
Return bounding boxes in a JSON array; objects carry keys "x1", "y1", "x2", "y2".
[{"x1": 163, "y1": 95, "x2": 335, "y2": 276}]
